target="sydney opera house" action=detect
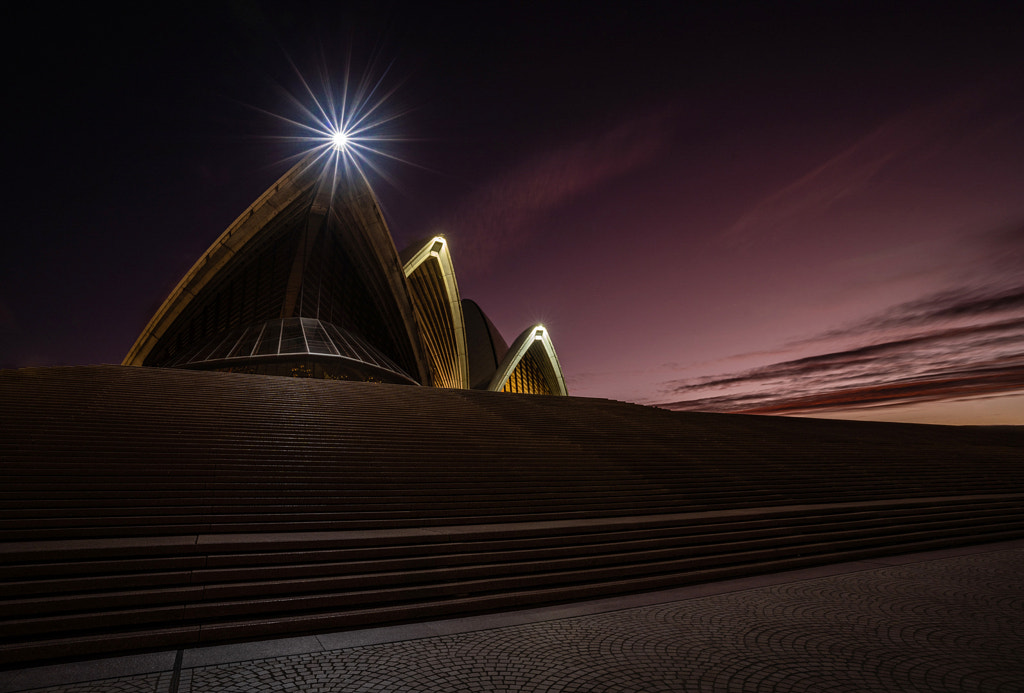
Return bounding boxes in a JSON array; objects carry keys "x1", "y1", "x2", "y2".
[{"x1": 122, "y1": 152, "x2": 567, "y2": 396}]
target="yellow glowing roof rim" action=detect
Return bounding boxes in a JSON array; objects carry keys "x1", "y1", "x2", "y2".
[
  {"x1": 123, "y1": 153, "x2": 430, "y2": 385},
  {"x1": 402, "y1": 235, "x2": 470, "y2": 389},
  {"x1": 123, "y1": 155, "x2": 324, "y2": 367},
  {"x1": 488, "y1": 325, "x2": 568, "y2": 396}
]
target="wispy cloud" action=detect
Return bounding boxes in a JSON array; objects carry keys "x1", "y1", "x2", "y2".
[
  {"x1": 665, "y1": 212, "x2": 1024, "y2": 419},
  {"x1": 722, "y1": 85, "x2": 1000, "y2": 248},
  {"x1": 443, "y1": 110, "x2": 675, "y2": 269},
  {"x1": 660, "y1": 280, "x2": 1024, "y2": 417}
]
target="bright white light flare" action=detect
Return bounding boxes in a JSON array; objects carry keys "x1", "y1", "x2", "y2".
[{"x1": 260, "y1": 56, "x2": 418, "y2": 192}]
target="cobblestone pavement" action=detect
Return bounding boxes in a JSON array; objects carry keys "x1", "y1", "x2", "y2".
[{"x1": 14, "y1": 549, "x2": 1024, "y2": 693}]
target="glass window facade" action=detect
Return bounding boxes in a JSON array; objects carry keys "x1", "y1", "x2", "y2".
[
  {"x1": 501, "y1": 346, "x2": 554, "y2": 395},
  {"x1": 407, "y1": 257, "x2": 462, "y2": 388},
  {"x1": 166, "y1": 317, "x2": 415, "y2": 385}
]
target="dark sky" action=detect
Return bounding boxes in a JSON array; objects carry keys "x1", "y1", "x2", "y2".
[{"x1": 4, "y1": 1, "x2": 1024, "y2": 424}]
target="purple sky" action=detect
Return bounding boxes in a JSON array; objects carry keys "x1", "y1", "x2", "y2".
[{"x1": 4, "y1": 2, "x2": 1023, "y2": 424}]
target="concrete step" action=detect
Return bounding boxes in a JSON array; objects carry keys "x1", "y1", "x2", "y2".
[
  {"x1": 3, "y1": 526, "x2": 1021, "y2": 667},
  {"x1": 2, "y1": 365, "x2": 1023, "y2": 668}
]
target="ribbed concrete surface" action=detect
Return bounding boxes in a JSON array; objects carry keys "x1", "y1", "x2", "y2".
[
  {"x1": 2, "y1": 541, "x2": 1021, "y2": 693},
  {"x1": 2, "y1": 365, "x2": 1023, "y2": 668}
]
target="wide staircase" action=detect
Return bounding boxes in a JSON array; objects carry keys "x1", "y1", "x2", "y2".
[{"x1": 1, "y1": 365, "x2": 1022, "y2": 667}]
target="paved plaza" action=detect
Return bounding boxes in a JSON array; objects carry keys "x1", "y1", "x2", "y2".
[{"x1": 3, "y1": 541, "x2": 1022, "y2": 693}]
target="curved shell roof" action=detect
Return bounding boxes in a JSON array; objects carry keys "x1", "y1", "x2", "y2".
[
  {"x1": 123, "y1": 153, "x2": 566, "y2": 395},
  {"x1": 489, "y1": 325, "x2": 568, "y2": 396},
  {"x1": 402, "y1": 236, "x2": 469, "y2": 389},
  {"x1": 123, "y1": 153, "x2": 429, "y2": 384}
]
